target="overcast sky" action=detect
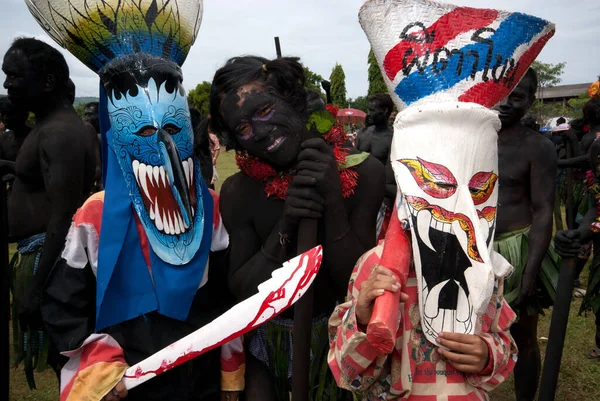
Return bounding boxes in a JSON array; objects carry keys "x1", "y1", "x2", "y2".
[{"x1": 1, "y1": 0, "x2": 598, "y2": 99}]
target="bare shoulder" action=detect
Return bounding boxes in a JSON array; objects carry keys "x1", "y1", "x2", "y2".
[
  {"x1": 522, "y1": 127, "x2": 557, "y2": 163},
  {"x1": 37, "y1": 111, "x2": 89, "y2": 151}
]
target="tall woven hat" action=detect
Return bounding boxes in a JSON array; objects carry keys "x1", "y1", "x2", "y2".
[
  {"x1": 24, "y1": 0, "x2": 203, "y2": 72},
  {"x1": 359, "y1": 0, "x2": 555, "y2": 111}
]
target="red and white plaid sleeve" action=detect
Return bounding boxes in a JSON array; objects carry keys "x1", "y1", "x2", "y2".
[{"x1": 327, "y1": 245, "x2": 390, "y2": 393}]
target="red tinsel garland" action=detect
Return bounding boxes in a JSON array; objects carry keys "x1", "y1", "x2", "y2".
[{"x1": 235, "y1": 109, "x2": 359, "y2": 200}]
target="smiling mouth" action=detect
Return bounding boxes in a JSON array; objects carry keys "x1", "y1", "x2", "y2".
[
  {"x1": 265, "y1": 136, "x2": 286, "y2": 152},
  {"x1": 132, "y1": 158, "x2": 197, "y2": 236}
]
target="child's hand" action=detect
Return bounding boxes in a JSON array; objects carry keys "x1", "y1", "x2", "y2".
[
  {"x1": 355, "y1": 265, "x2": 409, "y2": 326},
  {"x1": 436, "y1": 332, "x2": 490, "y2": 374}
]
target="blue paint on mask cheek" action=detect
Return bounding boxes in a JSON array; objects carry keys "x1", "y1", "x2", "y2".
[{"x1": 106, "y1": 80, "x2": 202, "y2": 265}]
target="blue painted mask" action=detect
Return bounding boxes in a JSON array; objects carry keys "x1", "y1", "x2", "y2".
[{"x1": 104, "y1": 58, "x2": 203, "y2": 265}]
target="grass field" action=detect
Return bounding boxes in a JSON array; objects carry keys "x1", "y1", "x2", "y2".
[{"x1": 8, "y1": 151, "x2": 600, "y2": 400}]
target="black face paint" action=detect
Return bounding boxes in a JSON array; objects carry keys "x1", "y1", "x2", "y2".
[
  {"x1": 84, "y1": 105, "x2": 100, "y2": 132},
  {"x1": 221, "y1": 84, "x2": 306, "y2": 168},
  {"x1": 2, "y1": 49, "x2": 45, "y2": 113},
  {"x1": 498, "y1": 75, "x2": 535, "y2": 128},
  {"x1": 367, "y1": 100, "x2": 389, "y2": 126}
]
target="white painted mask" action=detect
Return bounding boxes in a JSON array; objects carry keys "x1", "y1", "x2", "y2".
[{"x1": 359, "y1": 0, "x2": 555, "y2": 343}]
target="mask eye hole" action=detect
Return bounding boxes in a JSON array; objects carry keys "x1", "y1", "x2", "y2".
[
  {"x1": 254, "y1": 104, "x2": 275, "y2": 120},
  {"x1": 468, "y1": 171, "x2": 498, "y2": 205},
  {"x1": 399, "y1": 157, "x2": 458, "y2": 199},
  {"x1": 136, "y1": 126, "x2": 157, "y2": 137},
  {"x1": 163, "y1": 123, "x2": 181, "y2": 135}
]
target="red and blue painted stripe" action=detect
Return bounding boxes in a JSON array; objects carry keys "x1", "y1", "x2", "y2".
[{"x1": 383, "y1": 7, "x2": 554, "y2": 108}]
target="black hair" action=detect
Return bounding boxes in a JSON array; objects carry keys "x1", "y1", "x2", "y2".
[
  {"x1": 583, "y1": 98, "x2": 600, "y2": 126},
  {"x1": 193, "y1": 117, "x2": 214, "y2": 185},
  {"x1": 556, "y1": 117, "x2": 566, "y2": 125},
  {"x1": 369, "y1": 93, "x2": 395, "y2": 117},
  {"x1": 99, "y1": 54, "x2": 184, "y2": 101},
  {"x1": 522, "y1": 68, "x2": 538, "y2": 98},
  {"x1": 189, "y1": 107, "x2": 202, "y2": 130},
  {"x1": 9, "y1": 37, "x2": 70, "y2": 95},
  {"x1": 209, "y1": 56, "x2": 307, "y2": 150},
  {"x1": 85, "y1": 101, "x2": 99, "y2": 109}
]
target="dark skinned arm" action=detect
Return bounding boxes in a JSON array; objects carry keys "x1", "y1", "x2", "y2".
[
  {"x1": 384, "y1": 157, "x2": 397, "y2": 206},
  {"x1": 320, "y1": 157, "x2": 384, "y2": 295},
  {"x1": 223, "y1": 174, "x2": 323, "y2": 301},
  {"x1": 516, "y1": 139, "x2": 557, "y2": 306},
  {"x1": 297, "y1": 139, "x2": 385, "y2": 295},
  {"x1": 554, "y1": 193, "x2": 598, "y2": 257},
  {"x1": 19, "y1": 127, "x2": 90, "y2": 328}
]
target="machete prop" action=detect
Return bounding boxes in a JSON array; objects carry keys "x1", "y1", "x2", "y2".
[{"x1": 122, "y1": 245, "x2": 323, "y2": 390}]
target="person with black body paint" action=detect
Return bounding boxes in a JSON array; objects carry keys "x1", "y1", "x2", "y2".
[
  {"x1": 2, "y1": 37, "x2": 96, "y2": 386},
  {"x1": 495, "y1": 68, "x2": 558, "y2": 401},
  {"x1": 0, "y1": 96, "x2": 31, "y2": 162},
  {"x1": 354, "y1": 93, "x2": 394, "y2": 167},
  {"x1": 210, "y1": 56, "x2": 384, "y2": 401}
]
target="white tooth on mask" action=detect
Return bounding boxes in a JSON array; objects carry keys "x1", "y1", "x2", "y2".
[
  {"x1": 149, "y1": 203, "x2": 155, "y2": 220},
  {"x1": 173, "y1": 212, "x2": 181, "y2": 235},
  {"x1": 178, "y1": 213, "x2": 186, "y2": 230},
  {"x1": 456, "y1": 285, "x2": 471, "y2": 322},
  {"x1": 188, "y1": 158, "x2": 195, "y2": 187},
  {"x1": 160, "y1": 166, "x2": 166, "y2": 187},
  {"x1": 192, "y1": 206, "x2": 195, "y2": 217},
  {"x1": 480, "y1": 218, "x2": 491, "y2": 246},
  {"x1": 163, "y1": 210, "x2": 171, "y2": 234},
  {"x1": 442, "y1": 309, "x2": 454, "y2": 333},
  {"x1": 132, "y1": 160, "x2": 140, "y2": 184},
  {"x1": 168, "y1": 212, "x2": 175, "y2": 235},
  {"x1": 182, "y1": 160, "x2": 190, "y2": 188},
  {"x1": 417, "y1": 210, "x2": 435, "y2": 252},
  {"x1": 424, "y1": 280, "x2": 447, "y2": 319},
  {"x1": 146, "y1": 165, "x2": 154, "y2": 186},
  {"x1": 155, "y1": 201, "x2": 164, "y2": 231},
  {"x1": 153, "y1": 166, "x2": 160, "y2": 187},
  {"x1": 138, "y1": 164, "x2": 151, "y2": 200}
]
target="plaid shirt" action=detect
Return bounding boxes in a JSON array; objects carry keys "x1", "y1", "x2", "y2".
[{"x1": 328, "y1": 243, "x2": 517, "y2": 401}]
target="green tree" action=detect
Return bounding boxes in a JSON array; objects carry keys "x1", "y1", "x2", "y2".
[
  {"x1": 568, "y1": 92, "x2": 591, "y2": 111},
  {"x1": 348, "y1": 96, "x2": 369, "y2": 112},
  {"x1": 531, "y1": 61, "x2": 566, "y2": 102},
  {"x1": 368, "y1": 49, "x2": 387, "y2": 96},
  {"x1": 303, "y1": 65, "x2": 325, "y2": 96},
  {"x1": 74, "y1": 104, "x2": 86, "y2": 120},
  {"x1": 329, "y1": 63, "x2": 347, "y2": 106},
  {"x1": 187, "y1": 81, "x2": 212, "y2": 116}
]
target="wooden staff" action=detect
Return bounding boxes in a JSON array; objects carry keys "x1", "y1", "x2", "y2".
[
  {"x1": 367, "y1": 208, "x2": 411, "y2": 354},
  {"x1": 0, "y1": 160, "x2": 15, "y2": 401},
  {"x1": 292, "y1": 219, "x2": 318, "y2": 401},
  {"x1": 539, "y1": 138, "x2": 576, "y2": 401},
  {"x1": 274, "y1": 37, "x2": 282, "y2": 58}
]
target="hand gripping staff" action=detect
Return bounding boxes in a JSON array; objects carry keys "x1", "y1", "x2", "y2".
[{"x1": 367, "y1": 209, "x2": 411, "y2": 355}]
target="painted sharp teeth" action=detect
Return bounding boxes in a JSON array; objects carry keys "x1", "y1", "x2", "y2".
[
  {"x1": 167, "y1": 212, "x2": 175, "y2": 235},
  {"x1": 182, "y1": 160, "x2": 190, "y2": 188},
  {"x1": 163, "y1": 210, "x2": 171, "y2": 234},
  {"x1": 160, "y1": 166, "x2": 166, "y2": 187},
  {"x1": 188, "y1": 158, "x2": 194, "y2": 187},
  {"x1": 417, "y1": 210, "x2": 436, "y2": 252},
  {"x1": 178, "y1": 213, "x2": 187, "y2": 230},
  {"x1": 173, "y1": 212, "x2": 181, "y2": 235},
  {"x1": 132, "y1": 160, "x2": 140, "y2": 183},
  {"x1": 146, "y1": 165, "x2": 154, "y2": 186},
  {"x1": 150, "y1": 203, "x2": 155, "y2": 220},
  {"x1": 153, "y1": 166, "x2": 160, "y2": 186},
  {"x1": 192, "y1": 206, "x2": 195, "y2": 217},
  {"x1": 138, "y1": 163, "x2": 152, "y2": 200},
  {"x1": 155, "y1": 200, "x2": 164, "y2": 231}
]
